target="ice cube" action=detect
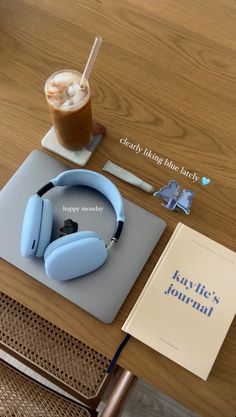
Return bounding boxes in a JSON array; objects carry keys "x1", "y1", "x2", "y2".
[{"x1": 53, "y1": 72, "x2": 75, "y2": 85}]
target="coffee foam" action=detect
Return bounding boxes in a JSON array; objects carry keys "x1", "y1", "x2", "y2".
[{"x1": 45, "y1": 71, "x2": 90, "y2": 111}]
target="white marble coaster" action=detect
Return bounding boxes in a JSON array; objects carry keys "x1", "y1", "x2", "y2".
[{"x1": 41, "y1": 127, "x2": 104, "y2": 167}]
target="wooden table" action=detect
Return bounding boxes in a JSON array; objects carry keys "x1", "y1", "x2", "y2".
[{"x1": 0, "y1": 1, "x2": 235, "y2": 416}]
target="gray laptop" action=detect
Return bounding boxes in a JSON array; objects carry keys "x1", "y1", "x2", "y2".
[{"x1": 0, "y1": 150, "x2": 166, "y2": 323}]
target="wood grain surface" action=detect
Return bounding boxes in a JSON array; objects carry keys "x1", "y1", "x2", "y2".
[{"x1": 0, "y1": 1, "x2": 235, "y2": 416}]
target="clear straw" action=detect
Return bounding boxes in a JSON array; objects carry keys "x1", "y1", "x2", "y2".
[{"x1": 80, "y1": 36, "x2": 102, "y2": 88}]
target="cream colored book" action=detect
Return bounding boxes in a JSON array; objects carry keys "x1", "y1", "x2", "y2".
[{"x1": 122, "y1": 223, "x2": 236, "y2": 380}]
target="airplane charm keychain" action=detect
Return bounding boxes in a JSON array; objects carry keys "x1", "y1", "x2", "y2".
[{"x1": 153, "y1": 180, "x2": 194, "y2": 215}]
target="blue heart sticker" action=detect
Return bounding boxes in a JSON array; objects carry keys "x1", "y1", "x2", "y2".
[{"x1": 202, "y1": 177, "x2": 211, "y2": 186}]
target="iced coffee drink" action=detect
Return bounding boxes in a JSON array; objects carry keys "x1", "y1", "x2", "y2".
[{"x1": 45, "y1": 70, "x2": 92, "y2": 150}]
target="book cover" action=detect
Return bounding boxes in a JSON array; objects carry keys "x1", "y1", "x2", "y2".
[{"x1": 122, "y1": 223, "x2": 236, "y2": 380}]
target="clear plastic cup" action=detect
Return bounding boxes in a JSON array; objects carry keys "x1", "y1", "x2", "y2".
[{"x1": 45, "y1": 69, "x2": 93, "y2": 150}]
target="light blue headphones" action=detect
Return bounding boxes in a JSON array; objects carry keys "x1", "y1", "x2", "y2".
[{"x1": 21, "y1": 169, "x2": 125, "y2": 281}]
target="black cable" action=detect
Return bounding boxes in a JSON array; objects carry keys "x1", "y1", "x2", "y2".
[{"x1": 106, "y1": 334, "x2": 131, "y2": 374}]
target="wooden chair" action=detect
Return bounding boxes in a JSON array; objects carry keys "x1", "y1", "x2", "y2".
[
  {"x1": 0, "y1": 358, "x2": 97, "y2": 417},
  {"x1": 0, "y1": 291, "x2": 136, "y2": 417},
  {"x1": 0, "y1": 292, "x2": 110, "y2": 410}
]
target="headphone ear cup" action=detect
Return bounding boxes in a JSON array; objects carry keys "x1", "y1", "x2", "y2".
[
  {"x1": 35, "y1": 199, "x2": 53, "y2": 257},
  {"x1": 21, "y1": 195, "x2": 43, "y2": 257},
  {"x1": 44, "y1": 231, "x2": 108, "y2": 281}
]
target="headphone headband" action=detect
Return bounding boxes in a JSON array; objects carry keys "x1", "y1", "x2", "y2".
[
  {"x1": 36, "y1": 169, "x2": 125, "y2": 245},
  {"x1": 52, "y1": 170, "x2": 125, "y2": 222}
]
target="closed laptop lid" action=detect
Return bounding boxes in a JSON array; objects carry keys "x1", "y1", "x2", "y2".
[{"x1": 0, "y1": 150, "x2": 166, "y2": 323}]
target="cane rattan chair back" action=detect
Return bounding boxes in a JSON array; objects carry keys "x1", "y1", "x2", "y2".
[
  {"x1": 0, "y1": 292, "x2": 110, "y2": 408},
  {"x1": 0, "y1": 358, "x2": 97, "y2": 417}
]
